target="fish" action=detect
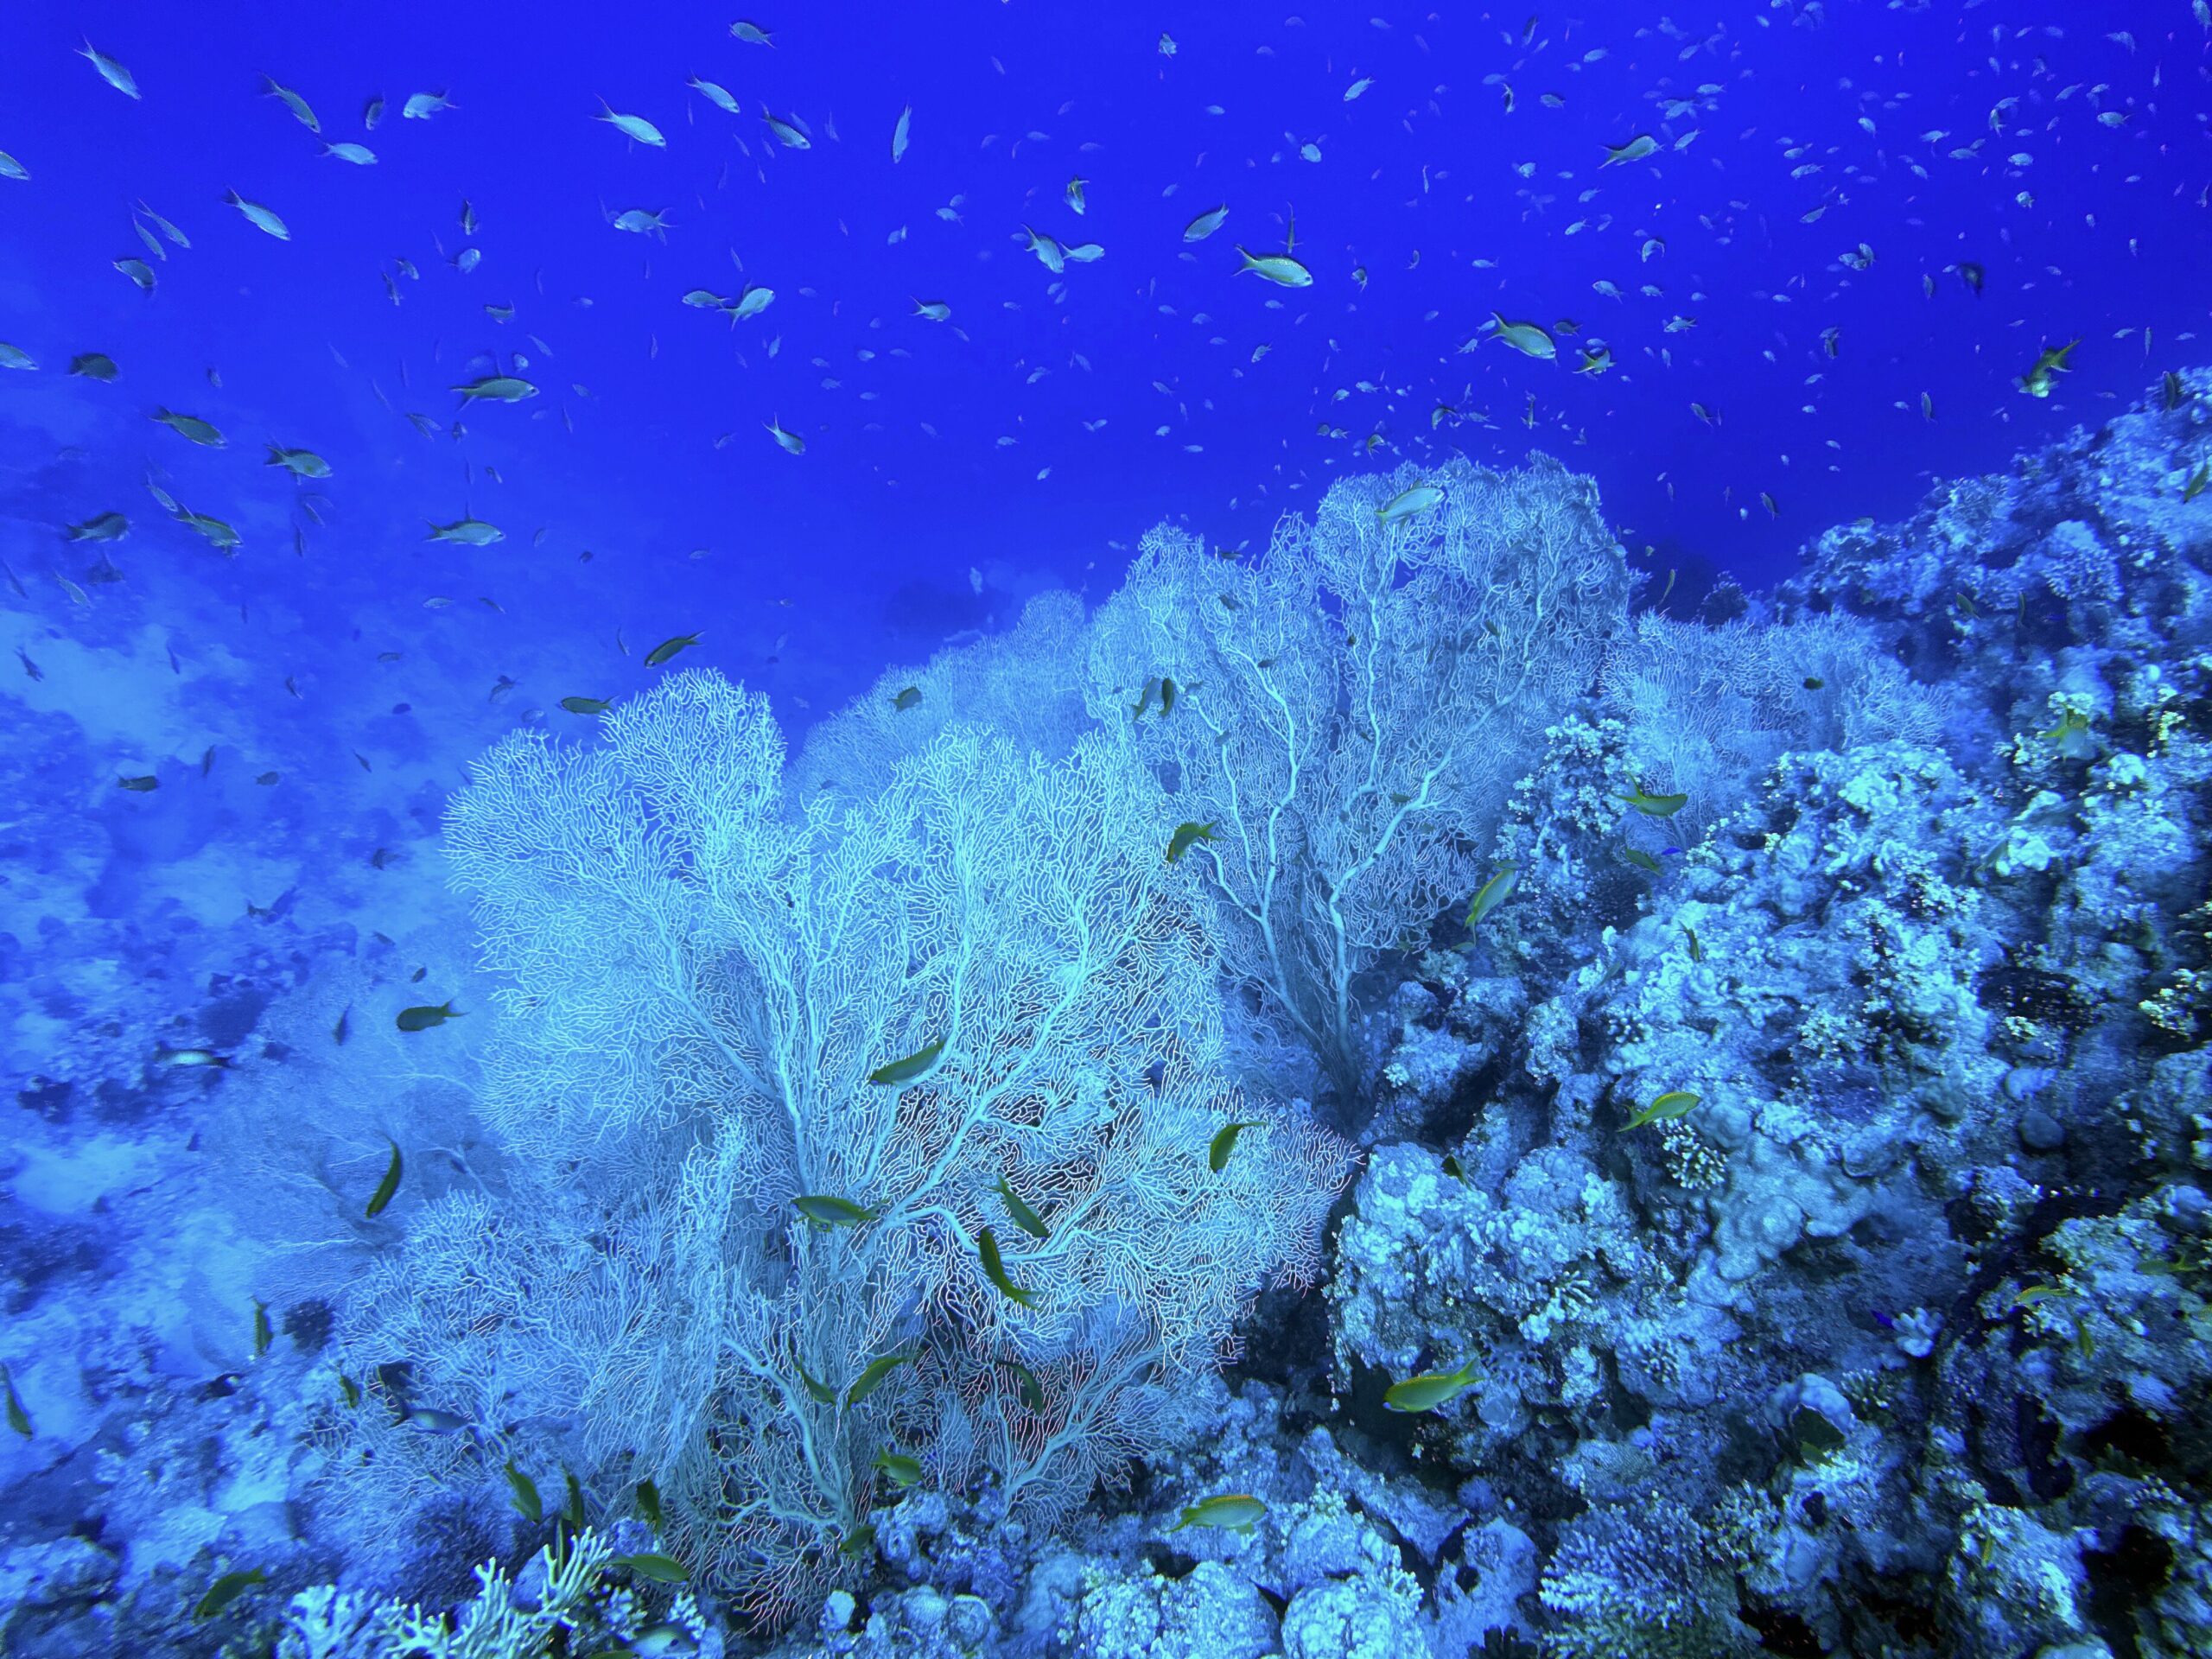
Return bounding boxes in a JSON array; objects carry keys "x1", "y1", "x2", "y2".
[
  {"x1": 337, "y1": 1371, "x2": 360, "y2": 1408},
  {"x1": 79, "y1": 41, "x2": 139, "y2": 99},
  {"x1": 153, "y1": 409, "x2": 226, "y2": 447},
  {"x1": 322, "y1": 142, "x2": 377, "y2": 164},
  {"x1": 1575, "y1": 346, "x2": 1613, "y2": 375},
  {"x1": 729, "y1": 20, "x2": 774, "y2": 45},
  {"x1": 1384, "y1": 1357, "x2": 1480, "y2": 1413},
  {"x1": 731, "y1": 286, "x2": 775, "y2": 320},
  {"x1": 115, "y1": 258, "x2": 156, "y2": 294},
  {"x1": 1208, "y1": 1120, "x2": 1262, "y2": 1173},
  {"x1": 560, "y1": 696, "x2": 611, "y2": 715},
  {"x1": 265, "y1": 446, "x2": 331, "y2": 478},
  {"x1": 395, "y1": 1001, "x2": 461, "y2": 1032},
  {"x1": 1623, "y1": 1090, "x2": 1701, "y2": 1130},
  {"x1": 1065, "y1": 175, "x2": 1086, "y2": 213},
  {"x1": 893, "y1": 685, "x2": 923, "y2": 710},
  {"x1": 793, "y1": 1194, "x2": 880, "y2": 1227},
  {"x1": 0, "y1": 151, "x2": 27, "y2": 181},
  {"x1": 1184, "y1": 205, "x2": 1230, "y2": 242},
  {"x1": 2186, "y1": 463, "x2": 2210, "y2": 505},
  {"x1": 1489, "y1": 315, "x2": 1554, "y2": 359},
  {"x1": 1601, "y1": 134, "x2": 1658, "y2": 166},
  {"x1": 611, "y1": 1554, "x2": 690, "y2": 1584},
  {"x1": 252, "y1": 1299, "x2": 273, "y2": 1357},
  {"x1": 635, "y1": 1479, "x2": 664, "y2": 1530},
  {"x1": 1236, "y1": 248, "x2": 1312, "y2": 287},
  {"x1": 977, "y1": 1226, "x2": 1037, "y2": 1307},
  {"x1": 1622, "y1": 846, "x2": 1664, "y2": 874},
  {"x1": 912, "y1": 299, "x2": 950, "y2": 323},
  {"x1": 868, "y1": 1037, "x2": 945, "y2": 1086},
  {"x1": 0, "y1": 344, "x2": 35, "y2": 371},
  {"x1": 427, "y1": 518, "x2": 503, "y2": 545},
  {"x1": 598, "y1": 103, "x2": 665, "y2": 147},
  {"x1": 154, "y1": 1046, "x2": 232, "y2": 1068},
  {"x1": 995, "y1": 1176, "x2": 1050, "y2": 1240},
  {"x1": 1464, "y1": 865, "x2": 1520, "y2": 929},
  {"x1": 874, "y1": 1448, "x2": 923, "y2": 1486},
  {"x1": 1169, "y1": 1494, "x2": 1267, "y2": 1533},
  {"x1": 2164, "y1": 372, "x2": 2187, "y2": 410},
  {"x1": 262, "y1": 77, "x2": 320, "y2": 131},
  {"x1": 796, "y1": 1359, "x2": 838, "y2": 1405},
  {"x1": 174, "y1": 507, "x2": 241, "y2": 550},
  {"x1": 505, "y1": 1460, "x2": 543, "y2": 1522},
  {"x1": 365, "y1": 1138, "x2": 403, "y2": 1218},
  {"x1": 363, "y1": 94, "x2": 385, "y2": 129},
  {"x1": 1684, "y1": 925, "x2": 1704, "y2": 963},
  {"x1": 839, "y1": 1526, "x2": 876, "y2": 1560},
  {"x1": 762, "y1": 111, "x2": 810, "y2": 149},
  {"x1": 610, "y1": 208, "x2": 671, "y2": 238},
  {"x1": 1345, "y1": 76, "x2": 1373, "y2": 101},
  {"x1": 1617, "y1": 788, "x2": 1688, "y2": 817},
  {"x1": 845, "y1": 1351, "x2": 911, "y2": 1408},
  {"x1": 2019, "y1": 339, "x2": 2078, "y2": 398},
  {"x1": 691, "y1": 78, "x2": 741, "y2": 114},
  {"x1": 1378, "y1": 483, "x2": 1443, "y2": 524},
  {"x1": 643, "y1": 632, "x2": 701, "y2": 667},
  {"x1": 1064, "y1": 242, "x2": 1104, "y2": 264},
  {"x1": 1159, "y1": 677, "x2": 1179, "y2": 716},
  {"x1": 403, "y1": 91, "x2": 454, "y2": 120},
  {"x1": 892, "y1": 104, "x2": 912, "y2": 161},
  {"x1": 1023, "y1": 226, "x2": 1066, "y2": 272},
  {"x1": 765, "y1": 417, "x2": 805, "y2": 455},
  {"x1": 67, "y1": 512, "x2": 130, "y2": 542},
  {"x1": 1165, "y1": 820, "x2": 1217, "y2": 862},
  {"x1": 192, "y1": 1569, "x2": 267, "y2": 1622},
  {"x1": 453, "y1": 375, "x2": 539, "y2": 403},
  {"x1": 225, "y1": 191, "x2": 290, "y2": 240}
]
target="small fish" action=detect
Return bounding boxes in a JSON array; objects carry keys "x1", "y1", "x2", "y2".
[
  {"x1": 635, "y1": 1479, "x2": 664, "y2": 1530},
  {"x1": 365, "y1": 1137, "x2": 403, "y2": 1218},
  {"x1": 612, "y1": 1554, "x2": 690, "y2": 1584},
  {"x1": 0, "y1": 151, "x2": 27, "y2": 181},
  {"x1": 395, "y1": 1001, "x2": 461, "y2": 1032},
  {"x1": 874, "y1": 1448, "x2": 923, "y2": 1486},
  {"x1": 337, "y1": 1371, "x2": 360, "y2": 1408},
  {"x1": 729, "y1": 19, "x2": 774, "y2": 45},
  {"x1": 505, "y1": 1459, "x2": 543, "y2": 1522},
  {"x1": 1184, "y1": 204, "x2": 1230, "y2": 242},
  {"x1": 1575, "y1": 346, "x2": 1613, "y2": 375},
  {"x1": 793, "y1": 1194, "x2": 879, "y2": 1227},
  {"x1": 892, "y1": 103, "x2": 912, "y2": 162},
  {"x1": 67, "y1": 512, "x2": 130, "y2": 542},
  {"x1": 1441, "y1": 1154, "x2": 1468, "y2": 1183},
  {"x1": 1001, "y1": 1358, "x2": 1046, "y2": 1412},
  {"x1": 893, "y1": 685, "x2": 923, "y2": 710},
  {"x1": 404, "y1": 1406, "x2": 470, "y2": 1433},
  {"x1": 1621, "y1": 846, "x2": 1663, "y2": 875},
  {"x1": 2184, "y1": 462, "x2": 2209, "y2": 505},
  {"x1": 1384, "y1": 1357, "x2": 1479, "y2": 1413},
  {"x1": 869, "y1": 1036, "x2": 945, "y2": 1086},
  {"x1": 115, "y1": 257, "x2": 156, "y2": 293},
  {"x1": 1600, "y1": 134, "x2": 1658, "y2": 167},
  {"x1": 1236, "y1": 247, "x2": 1312, "y2": 287},
  {"x1": 1378, "y1": 483, "x2": 1443, "y2": 524},
  {"x1": 597, "y1": 103, "x2": 665, "y2": 146},
  {"x1": 252, "y1": 1299, "x2": 273, "y2": 1358},
  {"x1": 402, "y1": 91, "x2": 454, "y2": 120},
  {"x1": 1464, "y1": 865, "x2": 1520, "y2": 929},
  {"x1": 265, "y1": 445, "x2": 331, "y2": 478},
  {"x1": 989, "y1": 1175, "x2": 1051, "y2": 1241},
  {"x1": 453, "y1": 375, "x2": 538, "y2": 403},
  {"x1": 3, "y1": 1364, "x2": 33, "y2": 1438},
  {"x1": 912, "y1": 298, "x2": 951, "y2": 323},
  {"x1": 1065, "y1": 175, "x2": 1087, "y2": 214},
  {"x1": 1169, "y1": 1494, "x2": 1267, "y2": 1534},
  {"x1": 1617, "y1": 788, "x2": 1688, "y2": 817},
  {"x1": 845, "y1": 1351, "x2": 910, "y2": 1408},
  {"x1": 560, "y1": 696, "x2": 612, "y2": 715},
  {"x1": 2164, "y1": 371, "x2": 2187, "y2": 410},
  {"x1": 262, "y1": 77, "x2": 320, "y2": 132},
  {"x1": 1683, "y1": 925, "x2": 1703, "y2": 963},
  {"x1": 1159, "y1": 678, "x2": 1179, "y2": 716},
  {"x1": 690, "y1": 78, "x2": 741, "y2": 114},
  {"x1": 1208, "y1": 1120, "x2": 1262, "y2": 1173},
  {"x1": 363, "y1": 93, "x2": 385, "y2": 129},
  {"x1": 118, "y1": 775, "x2": 161, "y2": 793},
  {"x1": 644, "y1": 632, "x2": 702, "y2": 667},
  {"x1": 2019, "y1": 339, "x2": 2078, "y2": 398},
  {"x1": 796, "y1": 1358, "x2": 837, "y2": 1405},
  {"x1": 427, "y1": 518, "x2": 504, "y2": 545},
  {"x1": 840, "y1": 1525, "x2": 877, "y2": 1560},
  {"x1": 0, "y1": 343, "x2": 34, "y2": 371},
  {"x1": 766, "y1": 417, "x2": 805, "y2": 454},
  {"x1": 731, "y1": 285, "x2": 775, "y2": 320},
  {"x1": 761, "y1": 111, "x2": 810, "y2": 149},
  {"x1": 1623, "y1": 1090, "x2": 1700, "y2": 1129},
  {"x1": 977, "y1": 1225, "x2": 1036, "y2": 1307},
  {"x1": 1166, "y1": 820, "x2": 1217, "y2": 862},
  {"x1": 610, "y1": 208, "x2": 671, "y2": 238},
  {"x1": 153, "y1": 409, "x2": 226, "y2": 447},
  {"x1": 1489, "y1": 314, "x2": 1555, "y2": 359},
  {"x1": 192, "y1": 1569, "x2": 267, "y2": 1622},
  {"x1": 225, "y1": 191, "x2": 289, "y2": 240},
  {"x1": 79, "y1": 41, "x2": 140, "y2": 99}
]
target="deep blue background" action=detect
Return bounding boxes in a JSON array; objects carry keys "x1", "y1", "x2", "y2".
[{"x1": 2, "y1": 0, "x2": 2206, "y2": 729}]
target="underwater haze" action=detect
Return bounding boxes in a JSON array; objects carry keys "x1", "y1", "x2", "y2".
[{"x1": 4, "y1": 2, "x2": 2212, "y2": 1656}]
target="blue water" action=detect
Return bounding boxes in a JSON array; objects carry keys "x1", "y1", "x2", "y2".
[{"x1": 3, "y1": 2, "x2": 2210, "y2": 1654}]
